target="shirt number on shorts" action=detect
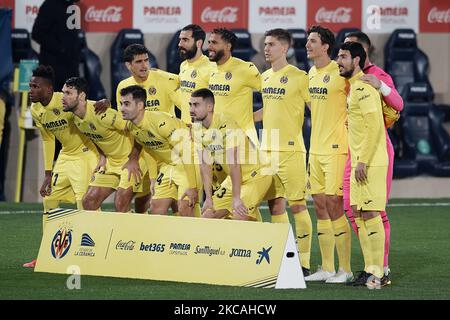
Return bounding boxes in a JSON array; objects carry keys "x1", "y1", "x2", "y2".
[
  {"x1": 156, "y1": 172, "x2": 164, "y2": 185},
  {"x1": 214, "y1": 187, "x2": 226, "y2": 199},
  {"x1": 52, "y1": 173, "x2": 59, "y2": 187}
]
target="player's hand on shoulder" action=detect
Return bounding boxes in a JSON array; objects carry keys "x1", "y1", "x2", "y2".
[
  {"x1": 93, "y1": 99, "x2": 111, "y2": 115},
  {"x1": 359, "y1": 74, "x2": 381, "y2": 90}
]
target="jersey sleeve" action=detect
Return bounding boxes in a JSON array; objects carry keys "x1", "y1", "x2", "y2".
[
  {"x1": 246, "y1": 63, "x2": 262, "y2": 91},
  {"x1": 298, "y1": 72, "x2": 311, "y2": 105},
  {"x1": 31, "y1": 107, "x2": 55, "y2": 171},
  {"x1": 355, "y1": 85, "x2": 379, "y2": 115},
  {"x1": 102, "y1": 108, "x2": 127, "y2": 131},
  {"x1": 377, "y1": 72, "x2": 404, "y2": 112}
]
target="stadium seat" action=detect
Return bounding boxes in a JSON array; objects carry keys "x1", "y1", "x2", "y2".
[
  {"x1": 11, "y1": 28, "x2": 38, "y2": 64},
  {"x1": 231, "y1": 29, "x2": 257, "y2": 62},
  {"x1": 78, "y1": 30, "x2": 106, "y2": 101},
  {"x1": 331, "y1": 28, "x2": 360, "y2": 60},
  {"x1": 287, "y1": 29, "x2": 312, "y2": 72},
  {"x1": 384, "y1": 29, "x2": 432, "y2": 97},
  {"x1": 166, "y1": 29, "x2": 182, "y2": 75},
  {"x1": 388, "y1": 126, "x2": 419, "y2": 178},
  {"x1": 110, "y1": 29, "x2": 158, "y2": 107},
  {"x1": 400, "y1": 83, "x2": 450, "y2": 176}
]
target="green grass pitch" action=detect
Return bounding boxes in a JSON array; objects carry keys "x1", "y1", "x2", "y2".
[{"x1": 1, "y1": 200, "x2": 449, "y2": 300}]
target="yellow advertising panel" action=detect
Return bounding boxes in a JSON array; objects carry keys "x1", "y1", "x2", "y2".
[{"x1": 35, "y1": 209, "x2": 305, "y2": 289}]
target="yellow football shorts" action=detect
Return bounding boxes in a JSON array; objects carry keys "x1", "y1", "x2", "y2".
[
  {"x1": 307, "y1": 153, "x2": 347, "y2": 196},
  {"x1": 350, "y1": 165, "x2": 387, "y2": 212},
  {"x1": 47, "y1": 150, "x2": 98, "y2": 203}
]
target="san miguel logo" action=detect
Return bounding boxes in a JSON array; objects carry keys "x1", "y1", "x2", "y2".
[{"x1": 50, "y1": 226, "x2": 73, "y2": 259}]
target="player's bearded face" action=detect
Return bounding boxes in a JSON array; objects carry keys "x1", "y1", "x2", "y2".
[
  {"x1": 178, "y1": 41, "x2": 197, "y2": 60},
  {"x1": 61, "y1": 85, "x2": 79, "y2": 111},
  {"x1": 189, "y1": 98, "x2": 208, "y2": 122},
  {"x1": 209, "y1": 48, "x2": 225, "y2": 62},
  {"x1": 337, "y1": 50, "x2": 355, "y2": 78}
]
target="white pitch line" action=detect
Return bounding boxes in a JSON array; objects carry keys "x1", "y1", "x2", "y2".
[{"x1": 1, "y1": 202, "x2": 450, "y2": 215}]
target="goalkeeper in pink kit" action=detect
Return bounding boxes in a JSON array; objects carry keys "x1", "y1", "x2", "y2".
[{"x1": 343, "y1": 32, "x2": 403, "y2": 287}]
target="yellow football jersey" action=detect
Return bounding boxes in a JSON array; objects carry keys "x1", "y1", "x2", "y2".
[
  {"x1": 127, "y1": 111, "x2": 196, "y2": 187},
  {"x1": 347, "y1": 71, "x2": 388, "y2": 167},
  {"x1": 31, "y1": 92, "x2": 97, "y2": 171},
  {"x1": 116, "y1": 69, "x2": 180, "y2": 115},
  {"x1": 208, "y1": 57, "x2": 261, "y2": 145},
  {"x1": 196, "y1": 113, "x2": 265, "y2": 183},
  {"x1": 71, "y1": 101, "x2": 131, "y2": 172},
  {"x1": 308, "y1": 60, "x2": 348, "y2": 155},
  {"x1": 261, "y1": 64, "x2": 310, "y2": 152},
  {"x1": 176, "y1": 55, "x2": 216, "y2": 124}
]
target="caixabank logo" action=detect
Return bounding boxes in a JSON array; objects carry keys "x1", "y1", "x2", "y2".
[{"x1": 50, "y1": 225, "x2": 73, "y2": 259}]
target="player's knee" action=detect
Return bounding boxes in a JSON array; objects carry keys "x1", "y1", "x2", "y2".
[
  {"x1": 150, "y1": 201, "x2": 169, "y2": 215},
  {"x1": 115, "y1": 197, "x2": 130, "y2": 213},
  {"x1": 82, "y1": 193, "x2": 99, "y2": 210},
  {"x1": 289, "y1": 199, "x2": 306, "y2": 213},
  {"x1": 135, "y1": 195, "x2": 150, "y2": 213},
  {"x1": 268, "y1": 197, "x2": 286, "y2": 215}
]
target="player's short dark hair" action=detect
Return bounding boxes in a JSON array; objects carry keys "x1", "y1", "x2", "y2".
[
  {"x1": 307, "y1": 25, "x2": 335, "y2": 56},
  {"x1": 181, "y1": 24, "x2": 206, "y2": 44},
  {"x1": 191, "y1": 88, "x2": 215, "y2": 105},
  {"x1": 64, "y1": 77, "x2": 89, "y2": 96},
  {"x1": 32, "y1": 65, "x2": 54, "y2": 86},
  {"x1": 340, "y1": 42, "x2": 366, "y2": 70},
  {"x1": 265, "y1": 28, "x2": 292, "y2": 47},
  {"x1": 123, "y1": 44, "x2": 149, "y2": 63},
  {"x1": 345, "y1": 31, "x2": 372, "y2": 50},
  {"x1": 211, "y1": 28, "x2": 238, "y2": 51},
  {"x1": 120, "y1": 85, "x2": 147, "y2": 105}
]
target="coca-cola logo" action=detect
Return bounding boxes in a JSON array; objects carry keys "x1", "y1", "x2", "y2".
[
  {"x1": 116, "y1": 240, "x2": 136, "y2": 251},
  {"x1": 201, "y1": 6, "x2": 238, "y2": 23},
  {"x1": 85, "y1": 6, "x2": 123, "y2": 23},
  {"x1": 428, "y1": 7, "x2": 450, "y2": 24},
  {"x1": 315, "y1": 7, "x2": 352, "y2": 23}
]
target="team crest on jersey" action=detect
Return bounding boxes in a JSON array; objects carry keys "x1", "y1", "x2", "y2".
[
  {"x1": 225, "y1": 72, "x2": 232, "y2": 80},
  {"x1": 191, "y1": 70, "x2": 197, "y2": 79},
  {"x1": 323, "y1": 74, "x2": 330, "y2": 83},
  {"x1": 148, "y1": 86, "x2": 157, "y2": 96},
  {"x1": 53, "y1": 108, "x2": 60, "y2": 116},
  {"x1": 280, "y1": 76, "x2": 288, "y2": 84},
  {"x1": 89, "y1": 123, "x2": 96, "y2": 131}
]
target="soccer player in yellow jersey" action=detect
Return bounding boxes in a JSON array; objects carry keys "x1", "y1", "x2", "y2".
[
  {"x1": 23, "y1": 66, "x2": 99, "y2": 268},
  {"x1": 304, "y1": 26, "x2": 352, "y2": 283},
  {"x1": 207, "y1": 28, "x2": 261, "y2": 147},
  {"x1": 115, "y1": 44, "x2": 179, "y2": 115},
  {"x1": 176, "y1": 24, "x2": 216, "y2": 124},
  {"x1": 119, "y1": 85, "x2": 199, "y2": 216},
  {"x1": 253, "y1": 29, "x2": 313, "y2": 275},
  {"x1": 337, "y1": 42, "x2": 388, "y2": 289},
  {"x1": 62, "y1": 78, "x2": 150, "y2": 213},
  {"x1": 190, "y1": 88, "x2": 272, "y2": 221}
]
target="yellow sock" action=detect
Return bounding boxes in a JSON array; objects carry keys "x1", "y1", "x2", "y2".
[
  {"x1": 193, "y1": 203, "x2": 201, "y2": 218},
  {"x1": 332, "y1": 215, "x2": 352, "y2": 273},
  {"x1": 254, "y1": 207, "x2": 263, "y2": 222},
  {"x1": 271, "y1": 211, "x2": 289, "y2": 223},
  {"x1": 293, "y1": 209, "x2": 312, "y2": 269},
  {"x1": 43, "y1": 199, "x2": 59, "y2": 214},
  {"x1": 76, "y1": 199, "x2": 84, "y2": 209},
  {"x1": 317, "y1": 219, "x2": 335, "y2": 272},
  {"x1": 364, "y1": 215, "x2": 385, "y2": 278},
  {"x1": 42, "y1": 214, "x2": 48, "y2": 233},
  {"x1": 355, "y1": 217, "x2": 372, "y2": 272}
]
